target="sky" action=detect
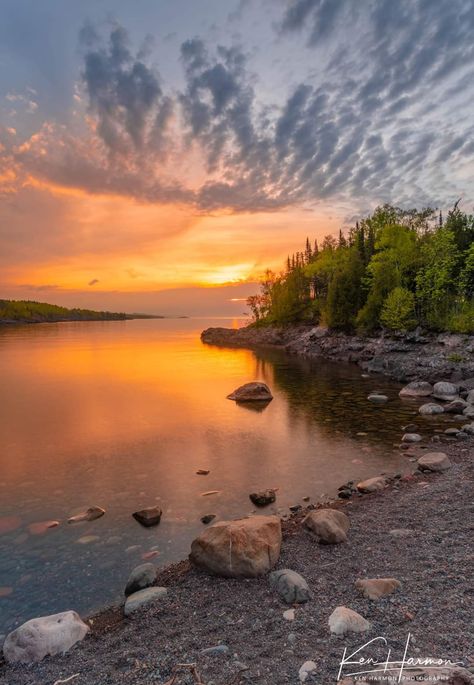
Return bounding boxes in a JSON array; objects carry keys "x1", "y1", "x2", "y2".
[{"x1": 1, "y1": 0, "x2": 473, "y2": 316}]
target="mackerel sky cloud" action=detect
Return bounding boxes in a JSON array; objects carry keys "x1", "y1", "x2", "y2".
[{"x1": 1, "y1": 0, "x2": 473, "y2": 313}]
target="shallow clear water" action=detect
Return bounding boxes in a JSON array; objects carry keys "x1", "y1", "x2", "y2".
[{"x1": 0, "y1": 318, "x2": 448, "y2": 634}]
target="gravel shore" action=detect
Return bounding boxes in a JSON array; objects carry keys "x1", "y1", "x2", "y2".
[{"x1": 1, "y1": 437, "x2": 473, "y2": 685}]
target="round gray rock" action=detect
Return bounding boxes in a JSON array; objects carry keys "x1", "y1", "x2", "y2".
[
  {"x1": 269, "y1": 569, "x2": 311, "y2": 604},
  {"x1": 419, "y1": 403, "x2": 444, "y2": 415},
  {"x1": 367, "y1": 394, "x2": 388, "y2": 403},
  {"x1": 124, "y1": 563, "x2": 156, "y2": 597},
  {"x1": 417, "y1": 452, "x2": 451, "y2": 472},
  {"x1": 432, "y1": 381, "x2": 458, "y2": 401},
  {"x1": 399, "y1": 381, "x2": 433, "y2": 397},
  {"x1": 124, "y1": 587, "x2": 167, "y2": 616},
  {"x1": 401, "y1": 433, "x2": 422, "y2": 443}
]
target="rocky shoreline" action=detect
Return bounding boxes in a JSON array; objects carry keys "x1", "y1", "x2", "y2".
[
  {"x1": 1, "y1": 429, "x2": 473, "y2": 684},
  {"x1": 201, "y1": 324, "x2": 474, "y2": 384}
]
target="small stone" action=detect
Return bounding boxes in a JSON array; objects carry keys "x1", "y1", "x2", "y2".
[
  {"x1": 417, "y1": 452, "x2": 451, "y2": 472},
  {"x1": 124, "y1": 563, "x2": 156, "y2": 597},
  {"x1": 401, "y1": 433, "x2": 422, "y2": 443},
  {"x1": 269, "y1": 569, "x2": 311, "y2": 604},
  {"x1": 368, "y1": 394, "x2": 388, "y2": 403},
  {"x1": 283, "y1": 609, "x2": 295, "y2": 621},
  {"x1": 249, "y1": 489, "x2": 276, "y2": 507},
  {"x1": 201, "y1": 514, "x2": 216, "y2": 525},
  {"x1": 328, "y1": 606, "x2": 370, "y2": 635},
  {"x1": 201, "y1": 644, "x2": 230, "y2": 656},
  {"x1": 196, "y1": 469, "x2": 210, "y2": 475},
  {"x1": 289, "y1": 504, "x2": 302, "y2": 512},
  {"x1": 419, "y1": 403, "x2": 444, "y2": 415},
  {"x1": 389, "y1": 528, "x2": 414, "y2": 537},
  {"x1": 461, "y1": 423, "x2": 474, "y2": 434},
  {"x1": 444, "y1": 428, "x2": 460, "y2": 436},
  {"x1": 124, "y1": 587, "x2": 167, "y2": 616},
  {"x1": 444, "y1": 399, "x2": 468, "y2": 413},
  {"x1": 298, "y1": 660, "x2": 317, "y2": 683},
  {"x1": 68, "y1": 506, "x2": 105, "y2": 524},
  {"x1": 355, "y1": 578, "x2": 401, "y2": 600},
  {"x1": 357, "y1": 476, "x2": 386, "y2": 493},
  {"x1": 132, "y1": 506, "x2": 162, "y2": 527},
  {"x1": 27, "y1": 521, "x2": 60, "y2": 535},
  {"x1": 402, "y1": 423, "x2": 418, "y2": 432}
]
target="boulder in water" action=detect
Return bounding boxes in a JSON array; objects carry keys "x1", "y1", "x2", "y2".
[
  {"x1": 132, "y1": 506, "x2": 162, "y2": 527},
  {"x1": 432, "y1": 381, "x2": 458, "y2": 401},
  {"x1": 249, "y1": 489, "x2": 276, "y2": 506},
  {"x1": 67, "y1": 506, "x2": 105, "y2": 524},
  {"x1": 227, "y1": 382, "x2": 273, "y2": 402},
  {"x1": 399, "y1": 381, "x2": 433, "y2": 397}
]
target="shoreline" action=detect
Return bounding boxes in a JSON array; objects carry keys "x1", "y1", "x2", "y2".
[
  {"x1": 201, "y1": 324, "x2": 474, "y2": 384},
  {"x1": 1, "y1": 434, "x2": 473, "y2": 684}
]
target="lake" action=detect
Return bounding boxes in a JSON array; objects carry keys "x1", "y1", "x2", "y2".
[{"x1": 0, "y1": 318, "x2": 443, "y2": 635}]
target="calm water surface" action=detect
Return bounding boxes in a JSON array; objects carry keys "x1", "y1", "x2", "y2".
[{"x1": 0, "y1": 318, "x2": 448, "y2": 634}]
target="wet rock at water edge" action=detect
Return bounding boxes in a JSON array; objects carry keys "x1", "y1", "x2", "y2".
[
  {"x1": 132, "y1": 506, "x2": 162, "y2": 527},
  {"x1": 357, "y1": 475, "x2": 387, "y2": 493},
  {"x1": 269, "y1": 569, "x2": 311, "y2": 604},
  {"x1": 249, "y1": 489, "x2": 276, "y2": 507},
  {"x1": 399, "y1": 381, "x2": 433, "y2": 398},
  {"x1": 401, "y1": 433, "x2": 422, "y2": 443},
  {"x1": 289, "y1": 504, "x2": 302, "y2": 512},
  {"x1": 367, "y1": 393, "x2": 388, "y2": 403},
  {"x1": 355, "y1": 577, "x2": 401, "y2": 600},
  {"x1": 3, "y1": 611, "x2": 89, "y2": 663},
  {"x1": 68, "y1": 506, "x2": 105, "y2": 524},
  {"x1": 189, "y1": 515, "x2": 282, "y2": 577},
  {"x1": 419, "y1": 402, "x2": 444, "y2": 415},
  {"x1": 417, "y1": 452, "x2": 451, "y2": 472},
  {"x1": 462, "y1": 405, "x2": 474, "y2": 419},
  {"x1": 227, "y1": 382, "x2": 273, "y2": 402},
  {"x1": 124, "y1": 563, "x2": 157, "y2": 597},
  {"x1": 443, "y1": 398, "x2": 468, "y2": 413},
  {"x1": 444, "y1": 427, "x2": 460, "y2": 436},
  {"x1": 27, "y1": 520, "x2": 60, "y2": 535},
  {"x1": 124, "y1": 587, "x2": 167, "y2": 616},
  {"x1": 432, "y1": 381, "x2": 458, "y2": 401},
  {"x1": 304, "y1": 508, "x2": 350, "y2": 544},
  {"x1": 462, "y1": 423, "x2": 474, "y2": 434},
  {"x1": 328, "y1": 606, "x2": 370, "y2": 635},
  {"x1": 402, "y1": 423, "x2": 418, "y2": 432},
  {"x1": 201, "y1": 514, "x2": 216, "y2": 524}
]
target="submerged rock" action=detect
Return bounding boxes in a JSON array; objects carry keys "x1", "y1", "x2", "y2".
[
  {"x1": 269, "y1": 569, "x2": 311, "y2": 604},
  {"x1": 201, "y1": 514, "x2": 216, "y2": 524},
  {"x1": 132, "y1": 506, "x2": 162, "y2": 527},
  {"x1": 67, "y1": 506, "x2": 105, "y2": 524},
  {"x1": 227, "y1": 382, "x2": 273, "y2": 402},
  {"x1": 401, "y1": 433, "x2": 422, "y2": 443},
  {"x1": 124, "y1": 563, "x2": 156, "y2": 597},
  {"x1": 355, "y1": 577, "x2": 401, "y2": 600},
  {"x1": 328, "y1": 606, "x2": 370, "y2": 635},
  {"x1": 249, "y1": 489, "x2": 276, "y2": 507},
  {"x1": 367, "y1": 393, "x2": 388, "y2": 403},
  {"x1": 3, "y1": 611, "x2": 89, "y2": 663},
  {"x1": 399, "y1": 381, "x2": 433, "y2": 397},
  {"x1": 419, "y1": 402, "x2": 444, "y2": 415},
  {"x1": 189, "y1": 515, "x2": 281, "y2": 577},
  {"x1": 304, "y1": 509, "x2": 349, "y2": 544}
]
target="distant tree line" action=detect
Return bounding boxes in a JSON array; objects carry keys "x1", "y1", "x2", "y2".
[
  {"x1": 0, "y1": 300, "x2": 127, "y2": 323},
  {"x1": 247, "y1": 202, "x2": 474, "y2": 334}
]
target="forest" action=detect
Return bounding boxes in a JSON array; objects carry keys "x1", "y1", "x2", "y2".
[
  {"x1": 0, "y1": 300, "x2": 127, "y2": 323},
  {"x1": 247, "y1": 203, "x2": 474, "y2": 334}
]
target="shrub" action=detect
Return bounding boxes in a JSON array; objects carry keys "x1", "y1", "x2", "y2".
[{"x1": 380, "y1": 287, "x2": 417, "y2": 332}]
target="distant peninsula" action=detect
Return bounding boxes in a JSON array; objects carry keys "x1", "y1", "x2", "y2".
[{"x1": 0, "y1": 299, "x2": 167, "y2": 324}]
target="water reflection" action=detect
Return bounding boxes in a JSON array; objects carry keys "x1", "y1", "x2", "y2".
[{"x1": 0, "y1": 318, "x2": 446, "y2": 635}]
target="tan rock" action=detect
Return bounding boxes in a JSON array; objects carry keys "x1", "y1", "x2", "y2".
[
  {"x1": 417, "y1": 452, "x2": 451, "y2": 472},
  {"x1": 357, "y1": 476, "x2": 387, "y2": 493},
  {"x1": 3, "y1": 611, "x2": 89, "y2": 663},
  {"x1": 328, "y1": 606, "x2": 370, "y2": 635},
  {"x1": 355, "y1": 577, "x2": 401, "y2": 600},
  {"x1": 304, "y1": 508, "x2": 349, "y2": 544},
  {"x1": 399, "y1": 381, "x2": 433, "y2": 397},
  {"x1": 189, "y1": 515, "x2": 281, "y2": 577},
  {"x1": 67, "y1": 506, "x2": 105, "y2": 524},
  {"x1": 227, "y1": 382, "x2": 273, "y2": 402}
]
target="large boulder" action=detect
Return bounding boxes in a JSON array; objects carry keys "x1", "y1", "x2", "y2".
[
  {"x1": 328, "y1": 606, "x2": 370, "y2": 635},
  {"x1": 304, "y1": 509, "x2": 350, "y2": 544},
  {"x1": 3, "y1": 611, "x2": 89, "y2": 664},
  {"x1": 189, "y1": 515, "x2": 281, "y2": 577},
  {"x1": 124, "y1": 587, "x2": 167, "y2": 616},
  {"x1": 269, "y1": 569, "x2": 311, "y2": 604},
  {"x1": 357, "y1": 476, "x2": 387, "y2": 493},
  {"x1": 432, "y1": 381, "x2": 458, "y2": 401},
  {"x1": 67, "y1": 506, "x2": 105, "y2": 524},
  {"x1": 417, "y1": 452, "x2": 451, "y2": 472},
  {"x1": 419, "y1": 402, "x2": 444, "y2": 415},
  {"x1": 227, "y1": 382, "x2": 273, "y2": 402},
  {"x1": 132, "y1": 506, "x2": 162, "y2": 527},
  {"x1": 124, "y1": 563, "x2": 157, "y2": 597},
  {"x1": 399, "y1": 381, "x2": 433, "y2": 397},
  {"x1": 355, "y1": 577, "x2": 401, "y2": 600}
]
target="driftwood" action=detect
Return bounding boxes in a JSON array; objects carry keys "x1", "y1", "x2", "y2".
[{"x1": 52, "y1": 675, "x2": 80, "y2": 685}]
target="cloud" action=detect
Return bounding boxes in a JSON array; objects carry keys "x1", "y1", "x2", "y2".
[{"x1": 88, "y1": 278, "x2": 99, "y2": 286}]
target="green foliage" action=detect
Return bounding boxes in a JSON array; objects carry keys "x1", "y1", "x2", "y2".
[
  {"x1": 248, "y1": 201, "x2": 474, "y2": 334},
  {"x1": 380, "y1": 287, "x2": 417, "y2": 332},
  {"x1": 0, "y1": 300, "x2": 126, "y2": 323}
]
